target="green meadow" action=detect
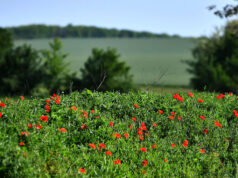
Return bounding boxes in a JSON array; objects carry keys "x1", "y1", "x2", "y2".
[{"x1": 15, "y1": 38, "x2": 195, "y2": 86}]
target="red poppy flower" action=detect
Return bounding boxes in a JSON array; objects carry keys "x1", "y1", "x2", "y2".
[
  {"x1": 225, "y1": 138, "x2": 227, "y2": 142},
  {"x1": 0, "y1": 112, "x2": 2, "y2": 118},
  {"x1": 83, "y1": 112, "x2": 87, "y2": 118},
  {"x1": 0, "y1": 103, "x2": 6, "y2": 107},
  {"x1": 132, "y1": 117, "x2": 136, "y2": 121},
  {"x1": 46, "y1": 99, "x2": 50, "y2": 103},
  {"x1": 142, "y1": 170, "x2": 146, "y2": 174},
  {"x1": 134, "y1": 104, "x2": 139, "y2": 108},
  {"x1": 216, "y1": 95, "x2": 221, "y2": 99},
  {"x1": 139, "y1": 136, "x2": 144, "y2": 141},
  {"x1": 78, "y1": 168, "x2": 86, "y2": 173},
  {"x1": 153, "y1": 123, "x2": 157, "y2": 127},
  {"x1": 178, "y1": 116, "x2": 181, "y2": 121},
  {"x1": 99, "y1": 143, "x2": 105, "y2": 149},
  {"x1": 40, "y1": 116, "x2": 48, "y2": 122},
  {"x1": 129, "y1": 123, "x2": 132, "y2": 129},
  {"x1": 235, "y1": 113, "x2": 238, "y2": 118},
  {"x1": 214, "y1": 120, "x2": 222, "y2": 127},
  {"x1": 200, "y1": 115, "x2": 205, "y2": 120},
  {"x1": 113, "y1": 133, "x2": 121, "y2": 139},
  {"x1": 124, "y1": 132, "x2": 129, "y2": 139},
  {"x1": 89, "y1": 143, "x2": 96, "y2": 149},
  {"x1": 177, "y1": 96, "x2": 183, "y2": 101},
  {"x1": 204, "y1": 129, "x2": 208, "y2": 134},
  {"x1": 233, "y1": 110, "x2": 237, "y2": 114},
  {"x1": 220, "y1": 94, "x2": 225, "y2": 98},
  {"x1": 163, "y1": 159, "x2": 167, "y2": 162},
  {"x1": 140, "y1": 147, "x2": 147, "y2": 152},
  {"x1": 28, "y1": 123, "x2": 32, "y2": 128},
  {"x1": 20, "y1": 132, "x2": 29, "y2": 136},
  {"x1": 20, "y1": 96, "x2": 24, "y2": 100},
  {"x1": 171, "y1": 112, "x2": 175, "y2": 115},
  {"x1": 110, "y1": 121, "x2": 113, "y2": 127},
  {"x1": 169, "y1": 116, "x2": 174, "y2": 120},
  {"x1": 34, "y1": 124, "x2": 42, "y2": 130},
  {"x1": 158, "y1": 110, "x2": 164, "y2": 114},
  {"x1": 183, "y1": 139, "x2": 188, "y2": 147},
  {"x1": 58, "y1": 128, "x2": 67, "y2": 132},
  {"x1": 106, "y1": 151, "x2": 112, "y2": 156},
  {"x1": 173, "y1": 94, "x2": 179, "y2": 99},
  {"x1": 152, "y1": 144, "x2": 157, "y2": 148},
  {"x1": 19, "y1": 142, "x2": 25, "y2": 146},
  {"x1": 55, "y1": 100, "x2": 60, "y2": 104},
  {"x1": 171, "y1": 143, "x2": 176, "y2": 148},
  {"x1": 141, "y1": 122, "x2": 146, "y2": 131},
  {"x1": 188, "y1": 93, "x2": 194, "y2": 97},
  {"x1": 45, "y1": 105, "x2": 50, "y2": 110},
  {"x1": 142, "y1": 160, "x2": 147, "y2": 166},
  {"x1": 200, "y1": 149, "x2": 205, "y2": 153},
  {"x1": 91, "y1": 110, "x2": 95, "y2": 113},
  {"x1": 138, "y1": 129, "x2": 143, "y2": 135},
  {"x1": 228, "y1": 92, "x2": 232, "y2": 96},
  {"x1": 81, "y1": 124, "x2": 86, "y2": 129},
  {"x1": 198, "y1": 99, "x2": 203, "y2": 103},
  {"x1": 113, "y1": 159, "x2": 121, "y2": 165},
  {"x1": 46, "y1": 110, "x2": 50, "y2": 113},
  {"x1": 96, "y1": 115, "x2": 99, "y2": 118}
]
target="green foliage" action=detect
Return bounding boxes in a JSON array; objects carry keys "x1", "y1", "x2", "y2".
[
  {"x1": 6, "y1": 24, "x2": 181, "y2": 39},
  {"x1": 185, "y1": 20, "x2": 238, "y2": 93},
  {"x1": 40, "y1": 38, "x2": 80, "y2": 94},
  {"x1": 0, "y1": 35, "x2": 80, "y2": 96},
  {"x1": 0, "y1": 91, "x2": 238, "y2": 177},
  {"x1": 0, "y1": 44, "x2": 43, "y2": 95},
  {"x1": 0, "y1": 28, "x2": 13, "y2": 59},
  {"x1": 80, "y1": 48, "x2": 134, "y2": 92}
]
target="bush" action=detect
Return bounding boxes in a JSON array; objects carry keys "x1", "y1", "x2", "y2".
[
  {"x1": 186, "y1": 20, "x2": 238, "y2": 93},
  {"x1": 80, "y1": 48, "x2": 134, "y2": 92}
]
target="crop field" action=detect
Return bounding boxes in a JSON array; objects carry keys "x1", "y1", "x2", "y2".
[
  {"x1": 15, "y1": 38, "x2": 195, "y2": 86},
  {"x1": 1, "y1": 90, "x2": 238, "y2": 177}
]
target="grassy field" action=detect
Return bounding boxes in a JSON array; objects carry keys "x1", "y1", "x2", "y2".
[
  {"x1": 1, "y1": 90, "x2": 238, "y2": 177},
  {"x1": 15, "y1": 38, "x2": 195, "y2": 86}
]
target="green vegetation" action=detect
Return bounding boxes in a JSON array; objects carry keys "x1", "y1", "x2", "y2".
[
  {"x1": 5, "y1": 24, "x2": 181, "y2": 39},
  {"x1": 185, "y1": 20, "x2": 238, "y2": 93},
  {"x1": 15, "y1": 38, "x2": 194, "y2": 86},
  {"x1": 0, "y1": 90, "x2": 238, "y2": 177},
  {"x1": 80, "y1": 48, "x2": 134, "y2": 92}
]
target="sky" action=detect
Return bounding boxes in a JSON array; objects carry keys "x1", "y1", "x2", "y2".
[{"x1": 1, "y1": 0, "x2": 237, "y2": 37}]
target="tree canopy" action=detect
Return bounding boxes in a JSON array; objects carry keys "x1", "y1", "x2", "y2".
[{"x1": 208, "y1": 1, "x2": 238, "y2": 18}]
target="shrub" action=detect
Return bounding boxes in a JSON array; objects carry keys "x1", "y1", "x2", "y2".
[
  {"x1": 185, "y1": 20, "x2": 238, "y2": 93},
  {"x1": 80, "y1": 48, "x2": 134, "y2": 92}
]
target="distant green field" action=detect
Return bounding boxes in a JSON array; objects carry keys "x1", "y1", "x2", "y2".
[{"x1": 15, "y1": 38, "x2": 195, "y2": 86}]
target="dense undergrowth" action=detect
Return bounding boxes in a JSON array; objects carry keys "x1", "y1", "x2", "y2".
[{"x1": 0, "y1": 90, "x2": 238, "y2": 177}]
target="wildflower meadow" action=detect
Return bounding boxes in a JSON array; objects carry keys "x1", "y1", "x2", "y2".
[{"x1": 0, "y1": 90, "x2": 238, "y2": 177}]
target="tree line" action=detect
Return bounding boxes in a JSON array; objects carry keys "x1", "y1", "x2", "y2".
[{"x1": 3, "y1": 24, "x2": 181, "y2": 39}]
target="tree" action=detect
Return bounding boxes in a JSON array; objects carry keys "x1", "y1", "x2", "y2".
[
  {"x1": 185, "y1": 20, "x2": 238, "y2": 93},
  {"x1": 40, "y1": 38, "x2": 80, "y2": 93},
  {"x1": 0, "y1": 44, "x2": 43, "y2": 95},
  {"x1": 208, "y1": 1, "x2": 238, "y2": 18},
  {"x1": 80, "y1": 48, "x2": 134, "y2": 92},
  {"x1": 0, "y1": 28, "x2": 13, "y2": 60}
]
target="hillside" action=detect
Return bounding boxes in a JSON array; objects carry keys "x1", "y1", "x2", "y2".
[{"x1": 4, "y1": 24, "x2": 181, "y2": 39}]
